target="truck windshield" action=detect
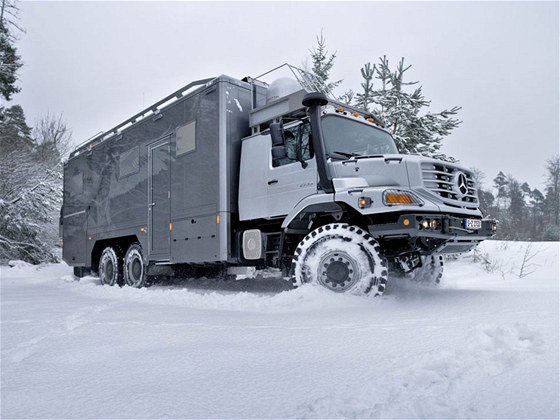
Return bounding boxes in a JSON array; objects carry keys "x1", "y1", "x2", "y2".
[{"x1": 321, "y1": 115, "x2": 398, "y2": 158}]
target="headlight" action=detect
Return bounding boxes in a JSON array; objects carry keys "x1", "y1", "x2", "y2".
[
  {"x1": 419, "y1": 218, "x2": 442, "y2": 231},
  {"x1": 383, "y1": 189, "x2": 424, "y2": 206}
]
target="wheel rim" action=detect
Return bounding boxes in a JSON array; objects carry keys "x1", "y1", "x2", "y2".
[
  {"x1": 125, "y1": 248, "x2": 146, "y2": 287},
  {"x1": 317, "y1": 250, "x2": 360, "y2": 292},
  {"x1": 105, "y1": 260, "x2": 114, "y2": 283},
  {"x1": 131, "y1": 256, "x2": 142, "y2": 281}
]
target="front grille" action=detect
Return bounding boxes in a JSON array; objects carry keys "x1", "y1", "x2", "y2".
[{"x1": 421, "y1": 162, "x2": 479, "y2": 209}]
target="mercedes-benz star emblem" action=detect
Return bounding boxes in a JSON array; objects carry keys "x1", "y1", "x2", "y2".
[{"x1": 456, "y1": 172, "x2": 469, "y2": 197}]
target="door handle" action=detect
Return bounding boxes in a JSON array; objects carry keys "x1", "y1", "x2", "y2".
[
  {"x1": 268, "y1": 179, "x2": 278, "y2": 185},
  {"x1": 148, "y1": 202, "x2": 156, "y2": 208}
]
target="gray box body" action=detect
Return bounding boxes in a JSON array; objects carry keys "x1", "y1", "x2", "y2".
[{"x1": 62, "y1": 76, "x2": 252, "y2": 267}]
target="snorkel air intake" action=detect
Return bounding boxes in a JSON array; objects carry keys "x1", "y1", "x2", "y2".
[{"x1": 302, "y1": 92, "x2": 332, "y2": 194}]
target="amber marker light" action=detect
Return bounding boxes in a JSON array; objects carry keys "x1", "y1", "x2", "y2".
[
  {"x1": 358, "y1": 197, "x2": 372, "y2": 209},
  {"x1": 385, "y1": 192, "x2": 414, "y2": 204},
  {"x1": 140, "y1": 227, "x2": 146, "y2": 233},
  {"x1": 383, "y1": 190, "x2": 424, "y2": 206},
  {"x1": 352, "y1": 112, "x2": 360, "y2": 117},
  {"x1": 169, "y1": 223, "x2": 173, "y2": 232},
  {"x1": 403, "y1": 218, "x2": 410, "y2": 226},
  {"x1": 216, "y1": 214, "x2": 220, "y2": 224}
]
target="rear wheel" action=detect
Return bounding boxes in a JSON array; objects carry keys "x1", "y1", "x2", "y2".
[
  {"x1": 99, "y1": 247, "x2": 122, "y2": 286},
  {"x1": 292, "y1": 223, "x2": 388, "y2": 296},
  {"x1": 124, "y1": 243, "x2": 149, "y2": 288}
]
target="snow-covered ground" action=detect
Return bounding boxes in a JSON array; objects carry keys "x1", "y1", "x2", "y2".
[{"x1": 1, "y1": 241, "x2": 558, "y2": 419}]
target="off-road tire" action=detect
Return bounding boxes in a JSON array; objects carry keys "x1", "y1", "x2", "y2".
[
  {"x1": 408, "y1": 255, "x2": 444, "y2": 284},
  {"x1": 99, "y1": 246, "x2": 122, "y2": 286},
  {"x1": 291, "y1": 223, "x2": 388, "y2": 296},
  {"x1": 123, "y1": 243, "x2": 149, "y2": 288}
]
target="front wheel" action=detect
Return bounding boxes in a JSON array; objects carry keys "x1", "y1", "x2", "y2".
[
  {"x1": 408, "y1": 255, "x2": 444, "y2": 284},
  {"x1": 291, "y1": 223, "x2": 388, "y2": 296},
  {"x1": 123, "y1": 243, "x2": 149, "y2": 288}
]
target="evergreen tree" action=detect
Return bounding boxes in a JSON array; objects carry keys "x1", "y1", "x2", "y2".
[
  {"x1": 0, "y1": 0, "x2": 23, "y2": 34},
  {"x1": 544, "y1": 156, "x2": 559, "y2": 225},
  {"x1": 355, "y1": 62, "x2": 374, "y2": 111},
  {"x1": 0, "y1": 0, "x2": 22, "y2": 101},
  {"x1": 307, "y1": 32, "x2": 342, "y2": 95},
  {"x1": 339, "y1": 89, "x2": 354, "y2": 105},
  {"x1": 493, "y1": 171, "x2": 509, "y2": 208},
  {"x1": 529, "y1": 188, "x2": 545, "y2": 240},
  {"x1": 478, "y1": 189, "x2": 496, "y2": 218},
  {"x1": 305, "y1": 36, "x2": 461, "y2": 159},
  {"x1": 456, "y1": 164, "x2": 557, "y2": 241},
  {"x1": 542, "y1": 156, "x2": 560, "y2": 240},
  {"x1": 507, "y1": 176, "x2": 526, "y2": 230},
  {"x1": 0, "y1": 104, "x2": 32, "y2": 150},
  {"x1": 355, "y1": 56, "x2": 461, "y2": 160}
]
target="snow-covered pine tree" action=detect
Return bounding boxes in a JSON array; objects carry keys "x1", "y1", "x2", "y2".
[
  {"x1": 339, "y1": 89, "x2": 354, "y2": 106},
  {"x1": 0, "y1": 0, "x2": 22, "y2": 101},
  {"x1": 355, "y1": 62, "x2": 374, "y2": 111},
  {"x1": 356, "y1": 56, "x2": 461, "y2": 160},
  {"x1": 529, "y1": 187, "x2": 545, "y2": 240},
  {"x1": 507, "y1": 177, "x2": 527, "y2": 231},
  {"x1": 307, "y1": 32, "x2": 342, "y2": 95},
  {"x1": 543, "y1": 156, "x2": 560, "y2": 239}
]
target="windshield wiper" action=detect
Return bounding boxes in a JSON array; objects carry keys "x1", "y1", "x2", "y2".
[
  {"x1": 328, "y1": 151, "x2": 359, "y2": 160},
  {"x1": 353, "y1": 154, "x2": 385, "y2": 160}
]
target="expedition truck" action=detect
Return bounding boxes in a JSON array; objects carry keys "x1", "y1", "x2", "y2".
[{"x1": 61, "y1": 65, "x2": 497, "y2": 296}]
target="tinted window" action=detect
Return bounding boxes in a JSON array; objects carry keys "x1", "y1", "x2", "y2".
[
  {"x1": 176, "y1": 121, "x2": 196, "y2": 156},
  {"x1": 273, "y1": 120, "x2": 313, "y2": 167}
]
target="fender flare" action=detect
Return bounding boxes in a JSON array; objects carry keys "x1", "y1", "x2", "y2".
[{"x1": 281, "y1": 193, "x2": 340, "y2": 229}]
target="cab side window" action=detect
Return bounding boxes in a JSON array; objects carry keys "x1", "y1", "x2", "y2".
[
  {"x1": 299, "y1": 121, "x2": 312, "y2": 161},
  {"x1": 273, "y1": 120, "x2": 313, "y2": 167}
]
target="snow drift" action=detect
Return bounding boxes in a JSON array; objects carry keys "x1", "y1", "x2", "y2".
[{"x1": 1, "y1": 241, "x2": 558, "y2": 419}]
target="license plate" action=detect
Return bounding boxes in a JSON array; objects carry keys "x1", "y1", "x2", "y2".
[{"x1": 464, "y1": 218, "x2": 482, "y2": 230}]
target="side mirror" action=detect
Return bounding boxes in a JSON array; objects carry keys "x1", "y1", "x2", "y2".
[
  {"x1": 270, "y1": 122, "x2": 285, "y2": 146},
  {"x1": 271, "y1": 145, "x2": 287, "y2": 165}
]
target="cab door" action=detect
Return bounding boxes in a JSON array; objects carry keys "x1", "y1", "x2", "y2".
[{"x1": 266, "y1": 120, "x2": 317, "y2": 217}]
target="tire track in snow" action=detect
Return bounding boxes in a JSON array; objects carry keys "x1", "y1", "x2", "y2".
[{"x1": 297, "y1": 322, "x2": 545, "y2": 419}]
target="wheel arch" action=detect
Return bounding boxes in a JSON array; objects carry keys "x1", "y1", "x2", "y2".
[
  {"x1": 281, "y1": 195, "x2": 371, "y2": 232},
  {"x1": 91, "y1": 235, "x2": 140, "y2": 272}
]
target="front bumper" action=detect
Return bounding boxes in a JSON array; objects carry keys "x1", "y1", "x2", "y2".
[{"x1": 369, "y1": 214, "x2": 497, "y2": 254}]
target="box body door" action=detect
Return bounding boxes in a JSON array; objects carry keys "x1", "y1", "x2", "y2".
[{"x1": 148, "y1": 138, "x2": 171, "y2": 259}]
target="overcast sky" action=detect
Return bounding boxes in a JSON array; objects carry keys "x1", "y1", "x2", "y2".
[{"x1": 10, "y1": 1, "x2": 559, "y2": 190}]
